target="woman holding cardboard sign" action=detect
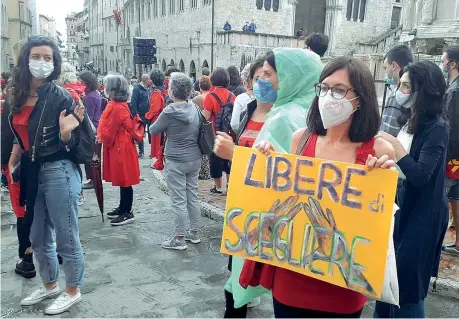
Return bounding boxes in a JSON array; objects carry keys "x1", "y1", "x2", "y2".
[
  {"x1": 244, "y1": 57, "x2": 396, "y2": 318},
  {"x1": 374, "y1": 61, "x2": 449, "y2": 318}
]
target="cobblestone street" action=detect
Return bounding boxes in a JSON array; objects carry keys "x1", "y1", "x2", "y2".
[{"x1": 1, "y1": 157, "x2": 459, "y2": 317}]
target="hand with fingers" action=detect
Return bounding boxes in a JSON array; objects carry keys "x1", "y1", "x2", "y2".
[
  {"x1": 254, "y1": 140, "x2": 276, "y2": 155},
  {"x1": 59, "y1": 104, "x2": 85, "y2": 135},
  {"x1": 214, "y1": 131, "x2": 235, "y2": 160},
  {"x1": 365, "y1": 154, "x2": 395, "y2": 171}
]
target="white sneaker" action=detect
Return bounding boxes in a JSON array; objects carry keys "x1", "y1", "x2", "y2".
[
  {"x1": 21, "y1": 285, "x2": 61, "y2": 306},
  {"x1": 247, "y1": 296, "x2": 261, "y2": 308},
  {"x1": 45, "y1": 290, "x2": 82, "y2": 315}
]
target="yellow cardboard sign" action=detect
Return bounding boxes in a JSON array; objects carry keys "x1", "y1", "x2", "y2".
[{"x1": 221, "y1": 146, "x2": 398, "y2": 298}]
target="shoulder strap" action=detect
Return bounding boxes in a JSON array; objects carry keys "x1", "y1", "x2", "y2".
[
  {"x1": 226, "y1": 93, "x2": 234, "y2": 104},
  {"x1": 210, "y1": 92, "x2": 224, "y2": 107},
  {"x1": 296, "y1": 129, "x2": 312, "y2": 155}
]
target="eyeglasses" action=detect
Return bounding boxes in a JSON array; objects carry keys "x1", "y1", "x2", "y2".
[{"x1": 314, "y1": 83, "x2": 357, "y2": 100}]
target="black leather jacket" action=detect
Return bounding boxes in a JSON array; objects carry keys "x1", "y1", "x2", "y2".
[{"x1": 8, "y1": 82, "x2": 78, "y2": 162}]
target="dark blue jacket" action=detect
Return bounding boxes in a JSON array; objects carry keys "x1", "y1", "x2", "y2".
[
  {"x1": 130, "y1": 84, "x2": 150, "y2": 116},
  {"x1": 395, "y1": 117, "x2": 449, "y2": 305}
]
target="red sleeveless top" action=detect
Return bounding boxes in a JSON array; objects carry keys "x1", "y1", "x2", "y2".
[{"x1": 271, "y1": 134, "x2": 376, "y2": 313}]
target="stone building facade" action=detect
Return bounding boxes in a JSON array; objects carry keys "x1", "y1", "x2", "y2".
[
  {"x1": 1, "y1": 0, "x2": 9, "y2": 72},
  {"x1": 39, "y1": 14, "x2": 56, "y2": 39},
  {"x1": 400, "y1": 0, "x2": 459, "y2": 54},
  {"x1": 85, "y1": 0, "x2": 404, "y2": 79},
  {"x1": 7, "y1": 0, "x2": 32, "y2": 69},
  {"x1": 66, "y1": 11, "x2": 86, "y2": 67}
]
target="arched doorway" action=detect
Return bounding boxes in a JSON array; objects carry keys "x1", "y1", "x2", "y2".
[
  {"x1": 170, "y1": 59, "x2": 175, "y2": 67},
  {"x1": 161, "y1": 59, "x2": 167, "y2": 72},
  {"x1": 202, "y1": 60, "x2": 209, "y2": 70},
  {"x1": 179, "y1": 59, "x2": 185, "y2": 72},
  {"x1": 189, "y1": 60, "x2": 196, "y2": 81}
]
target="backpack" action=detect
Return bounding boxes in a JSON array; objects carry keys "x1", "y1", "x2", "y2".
[
  {"x1": 211, "y1": 92, "x2": 234, "y2": 134},
  {"x1": 194, "y1": 103, "x2": 215, "y2": 155},
  {"x1": 69, "y1": 101, "x2": 96, "y2": 164}
]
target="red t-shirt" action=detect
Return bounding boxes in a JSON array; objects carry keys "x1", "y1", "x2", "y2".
[
  {"x1": 12, "y1": 106, "x2": 34, "y2": 151},
  {"x1": 447, "y1": 159, "x2": 459, "y2": 179},
  {"x1": 238, "y1": 120, "x2": 264, "y2": 148},
  {"x1": 271, "y1": 134, "x2": 374, "y2": 314},
  {"x1": 203, "y1": 87, "x2": 235, "y2": 132}
]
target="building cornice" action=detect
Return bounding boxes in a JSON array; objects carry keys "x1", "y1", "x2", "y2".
[{"x1": 8, "y1": 18, "x2": 32, "y2": 27}]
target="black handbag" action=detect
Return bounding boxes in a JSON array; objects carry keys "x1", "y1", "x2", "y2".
[{"x1": 194, "y1": 103, "x2": 215, "y2": 155}]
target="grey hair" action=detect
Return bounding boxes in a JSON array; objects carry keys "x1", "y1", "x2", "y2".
[
  {"x1": 141, "y1": 73, "x2": 150, "y2": 83},
  {"x1": 58, "y1": 62, "x2": 77, "y2": 86},
  {"x1": 241, "y1": 63, "x2": 251, "y2": 84},
  {"x1": 104, "y1": 73, "x2": 129, "y2": 102},
  {"x1": 150, "y1": 68, "x2": 165, "y2": 87},
  {"x1": 169, "y1": 72, "x2": 193, "y2": 100}
]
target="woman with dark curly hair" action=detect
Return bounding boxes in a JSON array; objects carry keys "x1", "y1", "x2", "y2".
[
  {"x1": 6, "y1": 35, "x2": 85, "y2": 314},
  {"x1": 227, "y1": 65, "x2": 245, "y2": 96},
  {"x1": 98, "y1": 73, "x2": 140, "y2": 226},
  {"x1": 375, "y1": 61, "x2": 449, "y2": 318}
]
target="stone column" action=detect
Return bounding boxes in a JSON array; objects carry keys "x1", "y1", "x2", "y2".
[
  {"x1": 454, "y1": 0, "x2": 459, "y2": 25},
  {"x1": 325, "y1": 0, "x2": 343, "y2": 55}
]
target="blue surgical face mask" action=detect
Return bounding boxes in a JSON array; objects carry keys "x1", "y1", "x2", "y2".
[
  {"x1": 253, "y1": 78, "x2": 277, "y2": 103},
  {"x1": 385, "y1": 72, "x2": 396, "y2": 86}
]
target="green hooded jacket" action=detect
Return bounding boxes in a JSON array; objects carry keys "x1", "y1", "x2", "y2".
[{"x1": 254, "y1": 48, "x2": 323, "y2": 153}]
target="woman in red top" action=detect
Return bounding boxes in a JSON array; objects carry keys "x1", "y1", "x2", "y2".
[
  {"x1": 214, "y1": 57, "x2": 273, "y2": 318},
  {"x1": 203, "y1": 67, "x2": 236, "y2": 194},
  {"x1": 98, "y1": 74, "x2": 140, "y2": 226},
  {"x1": 145, "y1": 69, "x2": 167, "y2": 161},
  {"x1": 252, "y1": 57, "x2": 396, "y2": 318}
]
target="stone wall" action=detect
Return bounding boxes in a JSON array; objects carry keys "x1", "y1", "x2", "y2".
[
  {"x1": 333, "y1": 0, "x2": 394, "y2": 55},
  {"x1": 119, "y1": 0, "x2": 294, "y2": 78}
]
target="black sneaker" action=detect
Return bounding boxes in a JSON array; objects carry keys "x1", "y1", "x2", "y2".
[
  {"x1": 110, "y1": 212, "x2": 135, "y2": 226},
  {"x1": 210, "y1": 186, "x2": 223, "y2": 194},
  {"x1": 15, "y1": 255, "x2": 36, "y2": 279},
  {"x1": 107, "y1": 208, "x2": 121, "y2": 220}
]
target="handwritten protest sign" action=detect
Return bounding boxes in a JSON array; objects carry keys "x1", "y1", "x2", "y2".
[{"x1": 221, "y1": 146, "x2": 398, "y2": 298}]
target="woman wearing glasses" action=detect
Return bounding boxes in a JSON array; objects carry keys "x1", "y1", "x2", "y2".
[
  {"x1": 249, "y1": 57, "x2": 396, "y2": 318},
  {"x1": 6, "y1": 35, "x2": 85, "y2": 315}
]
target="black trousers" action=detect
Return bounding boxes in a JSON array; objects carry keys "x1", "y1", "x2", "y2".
[
  {"x1": 224, "y1": 289, "x2": 248, "y2": 318},
  {"x1": 273, "y1": 298, "x2": 363, "y2": 318},
  {"x1": 119, "y1": 186, "x2": 133, "y2": 214},
  {"x1": 17, "y1": 215, "x2": 32, "y2": 259},
  {"x1": 84, "y1": 163, "x2": 93, "y2": 181}
]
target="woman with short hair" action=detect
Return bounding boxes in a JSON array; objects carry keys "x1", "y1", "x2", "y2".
[
  {"x1": 98, "y1": 74, "x2": 140, "y2": 226},
  {"x1": 149, "y1": 72, "x2": 202, "y2": 250},
  {"x1": 79, "y1": 70, "x2": 102, "y2": 190}
]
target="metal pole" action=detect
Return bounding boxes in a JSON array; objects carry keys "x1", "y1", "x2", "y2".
[
  {"x1": 116, "y1": 0, "x2": 119, "y2": 72},
  {"x1": 210, "y1": 0, "x2": 215, "y2": 71},
  {"x1": 138, "y1": 0, "x2": 141, "y2": 37}
]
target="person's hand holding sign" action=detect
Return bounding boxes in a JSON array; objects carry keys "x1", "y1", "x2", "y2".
[
  {"x1": 214, "y1": 132, "x2": 235, "y2": 160},
  {"x1": 255, "y1": 140, "x2": 276, "y2": 155},
  {"x1": 366, "y1": 135, "x2": 397, "y2": 171}
]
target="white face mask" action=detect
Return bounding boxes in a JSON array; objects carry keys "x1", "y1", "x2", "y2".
[
  {"x1": 29, "y1": 59, "x2": 54, "y2": 79},
  {"x1": 395, "y1": 90, "x2": 411, "y2": 107},
  {"x1": 318, "y1": 92, "x2": 359, "y2": 129}
]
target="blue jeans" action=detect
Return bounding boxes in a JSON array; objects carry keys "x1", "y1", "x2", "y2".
[
  {"x1": 30, "y1": 160, "x2": 84, "y2": 287},
  {"x1": 374, "y1": 300, "x2": 425, "y2": 318}
]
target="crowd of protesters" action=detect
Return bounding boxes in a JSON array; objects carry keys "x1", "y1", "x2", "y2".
[{"x1": 1, "y1": 32, "x2": 458, "y2": 318}]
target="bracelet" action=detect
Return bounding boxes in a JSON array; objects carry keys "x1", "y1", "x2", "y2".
[{"x1": 10, "y1": 152, "x2": 21, "y2": 157}]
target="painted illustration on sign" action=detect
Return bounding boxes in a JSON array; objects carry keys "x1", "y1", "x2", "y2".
[{"x1": 221, "y1": 146, "x2": 398, "y2": 298}]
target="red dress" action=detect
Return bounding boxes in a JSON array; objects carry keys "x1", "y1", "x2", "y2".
[
  {"x1": 240, "y1": 134, "x2": 376, "y2": 314},
  {"x1": 97, "y1": 100, "x2": 140, "y2": 187},
  {"x1": 145, "y1": 89, "x2": 166, "y2": 158}
]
